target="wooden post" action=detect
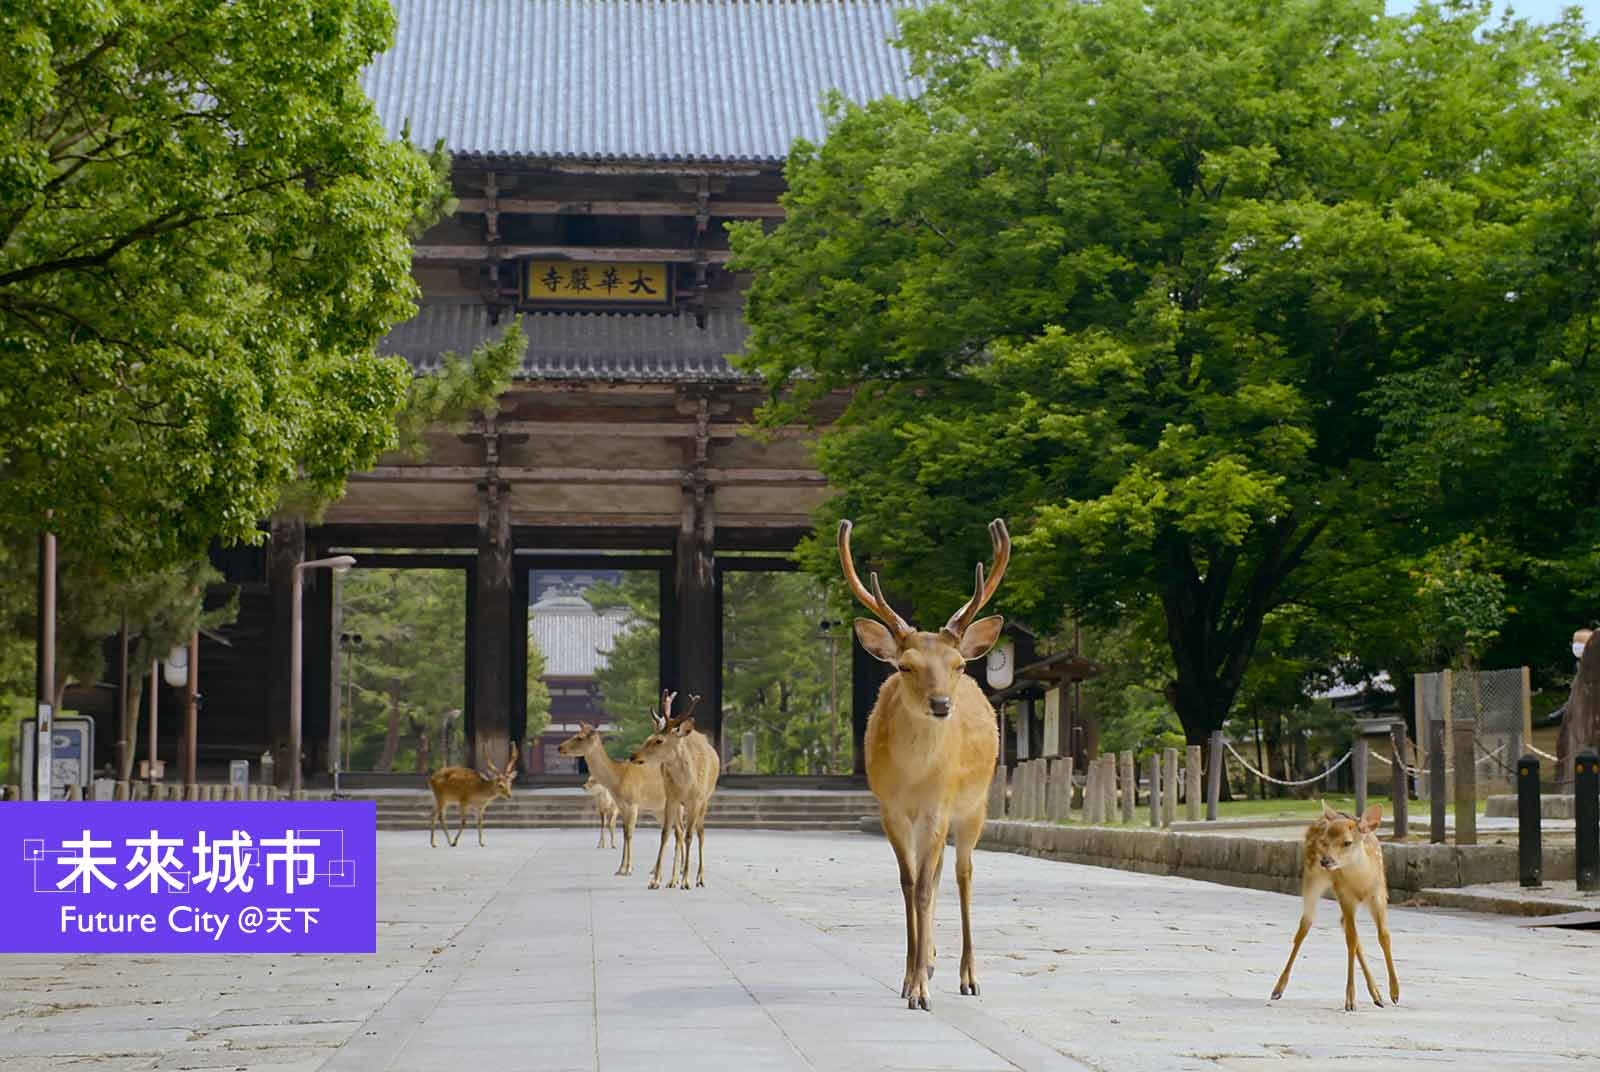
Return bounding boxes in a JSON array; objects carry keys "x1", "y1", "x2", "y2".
[
  {"x1": 1103, "y1": 755, "x2": 1117, "y2": 822},
  {"x1": 1148, "y1": 753, "x2": 1161, "y2": 828},
  {"x1": 1162, "y1": 748, "x2": 1178, "y2": 827},
  {"x1": 266, "y1": 515, "x2": 305, "y2": 786},
  {"x1": 988, "y1": 763, "x2": 1006, "y2": 819},
  {"x1": 1050, "y1": 757, "x2": 1073, "y2": 821},
  {"x1": 1353, "y1": 737, "x2": 1369, "y2": 818},
  {"x1": 1390, "y1": 721, "x2": 1409, "y2": 840},
  {"x1": 1428, "y1": 717, "x2": 1447, "y2": 844},
  {"x1": 184, "y1": 630, "x2": 199, "y2": 791},
  {"x1": 1206, "y1": 731, "x2": 1224, "y2": 822},
  {"x1": 1453, "y1": 718, "x2": 1477, "y2": 846},
  {"x1": 1186, "y1": 745, "x2": 1202, "y2": 821},
  {"x1": 1120, "y1": 750, "x2": 1135, "y2": 824}
]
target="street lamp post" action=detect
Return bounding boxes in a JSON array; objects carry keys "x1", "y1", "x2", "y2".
[{"x1": 291, "y1": 556, "x2": 356, "y2": 795}]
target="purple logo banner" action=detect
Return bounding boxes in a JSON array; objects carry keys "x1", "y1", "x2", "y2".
[{"x1": 0, "y1": 802, "x2": 376, "y2": 954}]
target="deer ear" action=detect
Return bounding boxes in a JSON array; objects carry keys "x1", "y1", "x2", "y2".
[
  {"x1": 956, "y1": 615, "x2": 1004, "y2": 660},
  {"x1": 1360, "y1": 804, "x2": 1383, "y2": 831},
  {"x1": 854, "y1": 618, "x2": 900, "y2": 663},
  {"x1": 675, "y1": 718, "x2": 695, "y2": 736},
  {"x1": 1321, "y1": 800, "x2": 1338, "y2": 820}
]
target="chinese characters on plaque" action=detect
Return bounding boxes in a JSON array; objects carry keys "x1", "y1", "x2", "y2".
[{"x1": 522, "y1": 260, "x2": 673, "y2": 307}]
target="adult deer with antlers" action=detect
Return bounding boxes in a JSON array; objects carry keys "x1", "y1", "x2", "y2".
[
  {"x1": 842, "y1": 518, "x2": 1006, "y2": 1011},
  {"x1": 558, "y1": 722, "x2": 673, "y2": 876},
  {"x1": 631, "y1": 691, "x2": 721, "y2": 890},
  {"x1": 428, "y1": 743, "x2": 518, "y2": 847}
]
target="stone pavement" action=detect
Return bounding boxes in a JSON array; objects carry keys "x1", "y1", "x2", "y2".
[{"x1": 1, "y1": 829, "x2": 1596, "y2": 1071}]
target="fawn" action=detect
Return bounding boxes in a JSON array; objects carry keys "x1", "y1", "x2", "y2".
[
  {"x1": 630, "y1": 691, "x2": 721, "y2": 889},
  {"x1": 1272, "y1": 802, "x2": 1399, "y2": 1011},
  {"x1": 584, "y1": 776, "x2": 618, "y2": 849},
  {"x1": 558, "y1": 722, "x2": 674, "y2": 876},
  {"x1": 841, "y1": 518, "x2": 1006, "y2": 1010},
  {"x1": 428, "y1": 743, "x2": 518, "y2": 847}
]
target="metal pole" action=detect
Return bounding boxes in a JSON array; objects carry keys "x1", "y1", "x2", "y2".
[
  {"x1": 1206, "y1": 731, "x2": 1223, "y2": 822},
  {"x1": 1517, "y1": 754, "x2": 1541, "y2": 888},
  {"x1": 147, "y1": 660, "x2": 159, "y2": 790},
  {"x1": 184, "y1": 630, "x2": 199, "y2": 791},
  {"x1": 1389, "y1": 721, "x2": 1409, "y2": 840},
  {"x1": 34, "y1": 529, "x2": 56, "y2": 800},
  {"x1": 290, "y1": 565, "x2": 304, "y2": 796}
]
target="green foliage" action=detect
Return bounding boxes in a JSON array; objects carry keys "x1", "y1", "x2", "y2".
[
  {"x1": 1410, "y1": 537, "x2": 1510, "y2": 668},
  {"x1": 732, "y1": 0, "x2": 1600, "y2": 740},
  {"x1": 587, "y1": 570, "x2": 850, "y2": 773},
  {"x1": 393, "y1": 323, "x2": 526, "y2": 459},
  {"x1": 340, "y1": 569, "x2": 464, "y2": 772},
  {"x1": 525, "y1": 633, "x2": 551, "y2": 744},
  {"x1": 0, "y1": 0, "x2": 448, "y2": 573}
]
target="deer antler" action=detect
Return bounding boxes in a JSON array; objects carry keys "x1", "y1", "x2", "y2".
[
  {"x1": 504, "y1": 741, "x2": 519, "y2": 774},
  {"x1": 942, "y1": 519, "x2": 1011, "y2": 640},
  {"x1": 838, "y1": 520, "x2": 915, "y2": 639},
  {"x1": 678, "y1": 693, "x2": 702, "y2": 722},
  {"x1": 652, "y1": 689, "x2": 676, "y2": 732}
]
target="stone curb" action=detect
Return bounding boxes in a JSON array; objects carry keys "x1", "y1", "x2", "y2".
[{"x1": 855, "y1": 815, "x2": 1576, "y2": 894}]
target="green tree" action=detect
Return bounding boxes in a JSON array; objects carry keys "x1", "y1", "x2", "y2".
[
  {"x1": 586, "y1": 573, "x2": 661, "y2": 759},
  {"x1": 1, "y1": 0, "x2": 448, "y2": 572},
  {"x1": 732, "y1": 0, "x2": 1600, "y2": 745}
]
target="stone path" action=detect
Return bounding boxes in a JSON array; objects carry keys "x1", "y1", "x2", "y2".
[{"x1": 1, "y1": 829, "x2": 1596, "y2": 1070}]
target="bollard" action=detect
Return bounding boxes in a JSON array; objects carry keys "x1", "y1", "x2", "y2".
[
  {"x1": 1082, "y1": 761, "x2": 1098, "y2": 824},
  {"x1": 1518, "y1": 754, "x2": 1542, "y2": 888},
  {"x1": 1389, "y1": 722, "x2": 1409, "y2": 840},
  {"x1": 1186, "y1": 745, "x2": 1202, "y2": 821},
  {"x1": 988, "y1": 765, "x2": 1005, "y2": 818},
  {"x1": 1148, "y1": 753, "x2": 1161, "y2": 828},
  {"x1": 1452, "y1": 719, "x2": 1477, "y2": 846},
  {"x1": 1162, "y1": 748, "x2": 1178, "y2": 827},
  {"x1": 1051, "y1": 758, "x2": 1073, "y2": 821},
  {"x1": 1428, "y1": 719, "x2": 1447, "y2": 844},
  {"x1": 1206, "y1": 731, "x2": 1223, "y2": 822},
  {"x1": 1353, "y1": 738, "x2": 1368, "y2": 819},
  {"x1": 1104, "y1": 755, "x2": 1118, "y2": 821},
  {"x1": 1577, "y1": 750, "x2": 1599, "y2": 893}
]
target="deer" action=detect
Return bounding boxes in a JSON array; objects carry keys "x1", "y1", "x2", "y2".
[
  {"x1": 1271, "y1": 802, "x2": 1399, "y2": 1011},
  {"x1": 841, "y1": 518, "x2": 1006, "y2": 1011},
  {"x1": 558, "y1": 722, "x2": 675, "y2": 876},
  {"x1": 630, "y1": 691, "x2": 721, "y2": 890},
  {"x1": 428, "y1": 742, "x2": 518, "y2": 848},
  {"x1": 583, "y1": 776, "x2": 618, "y2": 849}
]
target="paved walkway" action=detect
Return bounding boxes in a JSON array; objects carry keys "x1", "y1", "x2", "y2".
[{"x1": 1, "y1": 829, "x2": 1596, "y2": 1071}]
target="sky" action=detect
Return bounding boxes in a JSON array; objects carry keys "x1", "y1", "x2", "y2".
[{"x1": 1388, "y1": 0, "x2": 1594, "y2": 24}]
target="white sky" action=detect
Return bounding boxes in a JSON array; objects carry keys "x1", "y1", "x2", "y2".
[{"x1": 1388, "y1": 0, "x2": 1592, "y2": 25}]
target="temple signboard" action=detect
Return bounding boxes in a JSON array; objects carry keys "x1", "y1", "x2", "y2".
[{"x1": 521, "y1": 260, "x2": 673, "y2": 308}]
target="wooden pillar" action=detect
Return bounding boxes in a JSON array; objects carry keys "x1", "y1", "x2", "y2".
[
  {"x1": 266, "y1": 515, "x2": 305, "y2": 785},
  {"x1": 850, "y1": 633, "x2": 888, "y2": 777},
  {"x1": 470, "y1": 480, "x2": 514, "y2": 768},
  {"x1": 302, "y1": 555, "x2": 334, "y2": 775},
  {"x1": 674, "y1": 501, "x2": 720, "y2": 752},
  {"x1": 326, "y1": 569, "x2": 344, "y2": 776}
]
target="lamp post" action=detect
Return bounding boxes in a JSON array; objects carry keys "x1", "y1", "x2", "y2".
[
  {"x1": 819, "y1": 619, "x2": 841, "y2": 775},
  {"x1": 291, "y1": 556, "x2": 356, "y2": 795}
]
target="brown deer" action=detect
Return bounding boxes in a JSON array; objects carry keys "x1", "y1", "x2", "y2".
[
  {"x1": 630, "y1": 691, "x2": 721, "y2": 890},
  {"x1": 428, "y1": 743, "x2": 518, "y2": 847},
  {"x1": 841, "y1": 518, "x2": 1006, "y2": 1010},
  {"x1": 558, "y1": 723, "x2": 672, "y2": 876},
  {"x1": 1271, "y1": 802, "x2": 1399, "y2": 1011},
  {"x1": 583, "y1": 776, "x2": 618, "y2": 849}
]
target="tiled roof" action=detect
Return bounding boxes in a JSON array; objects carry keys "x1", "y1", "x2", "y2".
[
  {"x1": 529, "y1": 592, "x2": 636, "y2": 677},
  {"x1": 363, "y1": 0, "x2": 917, "y2": 163},
  {"x1": 381, "y1": 302, "x2": 753, "y2": 381}
]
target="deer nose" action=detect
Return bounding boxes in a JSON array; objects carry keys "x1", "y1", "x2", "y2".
[
  {"x1": 929, "y1": 695, "x2": 951, "y2": 718},
  {"x1": 1320, "y1": 856, "x2": 1335, "y2": 870}
]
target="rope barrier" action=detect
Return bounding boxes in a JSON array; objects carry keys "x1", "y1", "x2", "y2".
[
  {"x1": 1526, "y1": 743, "x2": 1559, "y2": 763},
  {"x1": 1222, "y1": 740, "x2": 1353, "y2": 787}
]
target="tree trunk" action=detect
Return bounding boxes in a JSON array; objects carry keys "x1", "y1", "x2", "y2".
[
  {"x1": 413, "y1": 721, "x2": 430, "y2": 774},
  {"x1": 377, "y1": 686, "x2": 402, "y2": 772}
]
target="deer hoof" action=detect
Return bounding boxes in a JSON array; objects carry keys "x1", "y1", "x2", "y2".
[
  {"x1": 960, "y1": 981, "x2": 980, "y2": 997},
  {"x1": 907, "y1": 995, "x2": 929, "y2": 1012},
  {"x1": 1343, "y1": 999, "x2": 1356, "y2": 1012}
]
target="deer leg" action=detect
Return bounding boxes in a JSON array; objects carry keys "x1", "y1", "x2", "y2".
[
  {"x1": 908, "y1": 825, "x2": 948, "y2": 1011},
  {"x1": 451, "y1": 802, "x2": 467, "y2": 847},
  {"x1": 1341, "y1": 897, "x2": 1383, "y2": 1008},
  {"x1": 883, "y1": 817, "x2": 919, "y2": 1002},
  {"x1": 1272, "y1": 879, "x2": 1325, "y2": 1000},
  {"x1": 476, "y1": 803, "x2": 487, "y2": 847},
  {"x1": 1370, "y1": 897, "x2": 1399, "y2": 1004},
  {"x1": 954, "y1": 812, "x2": 983, "y2": 996},
  {"x1": 694, "y1": 803, "x2": 707, "y2": 888},
  {"x1": 429, "y1": 800, "x2": 441, "y2": 848},
  {"x1": 649, "y1": 801, "x2": 675, "y2": 889},
  {"x1": 618, "y1": 804, "x2": 637, "y2": 875}
]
